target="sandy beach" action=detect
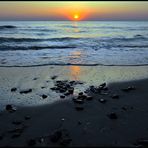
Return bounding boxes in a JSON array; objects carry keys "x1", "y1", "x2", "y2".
[{"x1": 0, "y1": 65, "x2": 148, "y2": 147}]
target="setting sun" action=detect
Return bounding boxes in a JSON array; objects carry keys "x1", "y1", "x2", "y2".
[{"x1": 74, "y1": 14, "x2": 79, "y2": 19}]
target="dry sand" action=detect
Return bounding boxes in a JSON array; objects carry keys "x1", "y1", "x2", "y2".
[{"x1": 0, "y1": 65, "x2": 148, "y2": 147}]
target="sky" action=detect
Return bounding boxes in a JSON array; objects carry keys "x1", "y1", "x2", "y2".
[{"x1": 0, "y1": 1, "x2": 148, "y2": 21}]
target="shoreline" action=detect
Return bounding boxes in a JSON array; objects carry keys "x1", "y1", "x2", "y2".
[{"x1": 0, "y1": 65, "x2": 148, "y2": 146}]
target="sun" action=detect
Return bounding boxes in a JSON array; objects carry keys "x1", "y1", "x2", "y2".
[{"x1": 73, "y1": 14, "x2": 79, "y2": 20}]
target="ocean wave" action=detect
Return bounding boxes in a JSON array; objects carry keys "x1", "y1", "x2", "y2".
[
  {"x1": 0, "y1": 45, "x2": 77, "y2": 51},
  {"x1": 0, "y1": 63, "x2": 148, "y2": 67},
  {"x1": 0, "y1": 37, "x2": 80, "y2": 43},
  {"x1": 0, "y1": 25, "x2": 17, "y2": 29}
]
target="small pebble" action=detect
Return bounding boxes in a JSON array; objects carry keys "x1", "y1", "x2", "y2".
[
  {"x1": 86, "y1": 96, "x2": 93, "y2": 100},
  {"x1": 112, "y1": 94, "x2": 119, "y2": 99},
  {"x1": 27, "y1": 139, "x2": 36, "y2": 146},
  {"x1": 73, "y1": 99, "x2": 84, "y2": 104},
  {"x1": 75, "y1": 106, "x2": 84, "y2": 111},
  {"x1": 99, "y1": 98, "x2": 106, "y2": 103},
  {"x1": 79, "y1": 92, "x2": 83, "y2": 95},
  {"x1": 99, "y1": 83, "x2": 106, "y2": 88},
  {"x1": 5, "y1": 105, "x2": 16, "y2": 113},
  {"x1": 51, "y1": 75, "x2": 58, "y2": 80},
  {"x1": 0, "y1": 135, "x2": 3, "y2": 140},
  {"x1": 11, "y1": 88, "x2": 17, "y2": 92},
  {"x1": 107, "y1": 112, "x2": 118, "y2": 119},
  {"x1": 60, "y1": 138, "x2": 72, "y2": 146},
  {"x1": 11, "y1": 133, "x2": 21, "y2": 138},
  {"x1": 50, "y1": 130, "x2": 62, "y2": 143},
  {"x1": 42, "y1": 94, "x2": 47, "y2": 99},
  {"x1": 12, "y1": 121, "x2": 22, "y2": 125},
  {"x1": 60, "y1": 95, "x2": 65, "y2": 99},
  {"x1": 20, "y1": 89, "x2": 32, "y2": 94},
  {"x1": 33, "y1": 78, "x2": 38, "y2": 80},
  {"x1": 25, "y1": 116, "x2": 31, "y2": 120}
]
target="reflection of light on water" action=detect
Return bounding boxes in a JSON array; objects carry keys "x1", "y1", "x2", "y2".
[
  {"x1": 73, "y1": 22, "x2": 79, "y2": 33},
  {"x1": 71, "y1": 51, "x2": 81, "y2": 58}
]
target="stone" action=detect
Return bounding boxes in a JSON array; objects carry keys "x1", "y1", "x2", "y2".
[
  {"x1": 99, "y1": 83, "x2": 106, "y2": 88},
  {"x1": 42, "y1": 94, "x2": 47, "y2": 99},
  {"x1": 51, "y1": 75, "x2": 58, "y2": 80},
  {"x1": 27, "y1": 139, "x2": 36, "y2": 146},
  {"x1": 112, "y1": 94, "x2": 119, "y2": 99},
  {"x1": 11, "y1": 133, "x2": 21, "y2": 138},
  {"x1": 11, "y1": 88, "x2": 17, "y2": 92},
  {"x1": 50, "y1": 131, "x2": 62, "y2": 143},
  {"x1": 68, "y1": 88, "x2": 74, "y2": 94},
  {"x1": 137, "y1": 139, "x2": 148, "y2": 146},
  {"x1": 25, "y1": 116, "x2": 31, "y2": 120},
  {"x1": 79, "y1": 92, "x2": 83, "y2": 95},
  {"x1": 108, "y1": 112, "x2": 118, "y2": 119},
  {"x1": 60, "y1": 95, "x2": 65, "y2": 99},
  {"x1": 60, "y1": 138, "x2": 72, "y2": 146},
  {"x1": 33, "y1": 78, "x2": 38, "y2": 80},
  {"x1": 20, "y1": 89, "x2": 32, "y2": 94},
  {"x1": 5, "y1": 105, "x2": 16, "y2": 112},
  {"x1": 73, "y1": 99, "x2": 84, "y2": 104},
  {"x1": 99, "y1": 98, "x2": 106, "y2": 103},
  {"x1": 122, "y1": 86, "x2": 136, "y2": 92},
  {"x1": 86, "y1": 96, "x2": 93, "y2": 100},
  {"x1": 12, "y1": 121, "x2": 22, "y2": 125},
  {"x1": 75, "y1": 106, "x2": 84, "y2": 111}
]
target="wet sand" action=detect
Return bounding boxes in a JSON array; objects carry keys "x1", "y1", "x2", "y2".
[{"x1": 0, "y1": 65, "x2": 148, "y2": 147}]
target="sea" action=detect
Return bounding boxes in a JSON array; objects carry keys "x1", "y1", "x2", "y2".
[{"x1": 0, "y1": 21, "x2": 148, "y2": 67}]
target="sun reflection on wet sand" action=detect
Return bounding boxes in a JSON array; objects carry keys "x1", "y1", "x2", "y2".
[{"x1": 69, "y1": 51, "x2": 82, "y2": 80}]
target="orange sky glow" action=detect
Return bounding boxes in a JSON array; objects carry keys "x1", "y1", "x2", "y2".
[{"x1": 0, "y1": 2, "x2": 148, "y2": 21}]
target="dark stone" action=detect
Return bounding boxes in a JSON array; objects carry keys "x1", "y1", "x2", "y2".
[
  {"x1": 128, "y1": 86, "x2": 136, "y2": 90},
  {"x1": 11, "y1": 88, "x2": 17, "y2": 92},
  {"x1": 20, "y1": 89, "x2": 32, "y2": 94},
  {"x1": 42, "y1": 94, "x2": 47, "y2": 99},
  {"x1": 59, "y1": 88, "x2": 66, "y2": 93},
  {"x1": 86, "y1": 96, "x2": 93, "y2": 100},
  {"x1": 11, "y1": 133, "x2": 21, "y2": 138},
  {"x1": 51, "y1": 75, "x2": 58, "y2": 80},
  {"x1": 99, "y1": 98, "x2": 106, "y2": 103},
  {"x1": 50, "y1": 131, "x2": 62, "y2": 143},
  {"x1": 102, "y1": 87, "x2": 108, "y2": 91},
  {"x1": 122, "y1": 86, "x2": 136, "y2": 92},
  {"x1": 60, "y1": 138, "x2": 72, "y2": 146},
  {"x1": 122, "y1": 106, "x2": 127, "y2": 111},
  {"x1": 68, "y1": 88, "x2": 74, "y2": 94},
  {"x1": 112, "y1": 94, "x2": 119, "y2": 99},
  {"x1": 99, "y1": 83, "x2": 106, "y2": 88},
  {"x1": 27, "y1": 139, "x2": 36, "y2": 146},
  {"x1": 78, "y1": 121, "x2": 82, "y2": 125},
  {"x1": 41, "y1": 86, "x2": 45, "y2": 89},
  {"x1": 73, "y1": 99, "x2": 84, "y2": 104},
  {"x1": 5, "y1": 105, "x2": 16, "y2": 112},
  {"x1": 75, "y1": 106, "x2": 84, "y2": 111},
  {"x1": 64, "y1": 92, "x2": 71, "y2": 96},
  {"x1": 78, "y1": 94, "x2": 87, "y2": 100},
  {"x1": 12, "y1": 121, "x2": 22, "y2": 125},
  {"x1": 33, "y1": 78, "x2": 38, "y2": 80},
  {"x1": 50, "y1": 87, "x2": 58, "y2": 91},
  {"x1": 8, "y1": 127, "x2": 24, "y2": 134},
  {"x1": 108, "y1": 112, "x2": 118, "y2": 119},
  {"x1": 0, "y1": 135, "x2": 3, "y2": 140},
  {"x1": 25, "y1": 116, "x2": 31, "y2": 120},
  {"x1": 69, "y1": 81, "x2": 75, "y2": 84},
  {"x1": 79, "y1": 92, "x2": 83, "y2": 95},
  {"x1": 60, "y1": 95, "x2": 65, "y2": 99}
]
